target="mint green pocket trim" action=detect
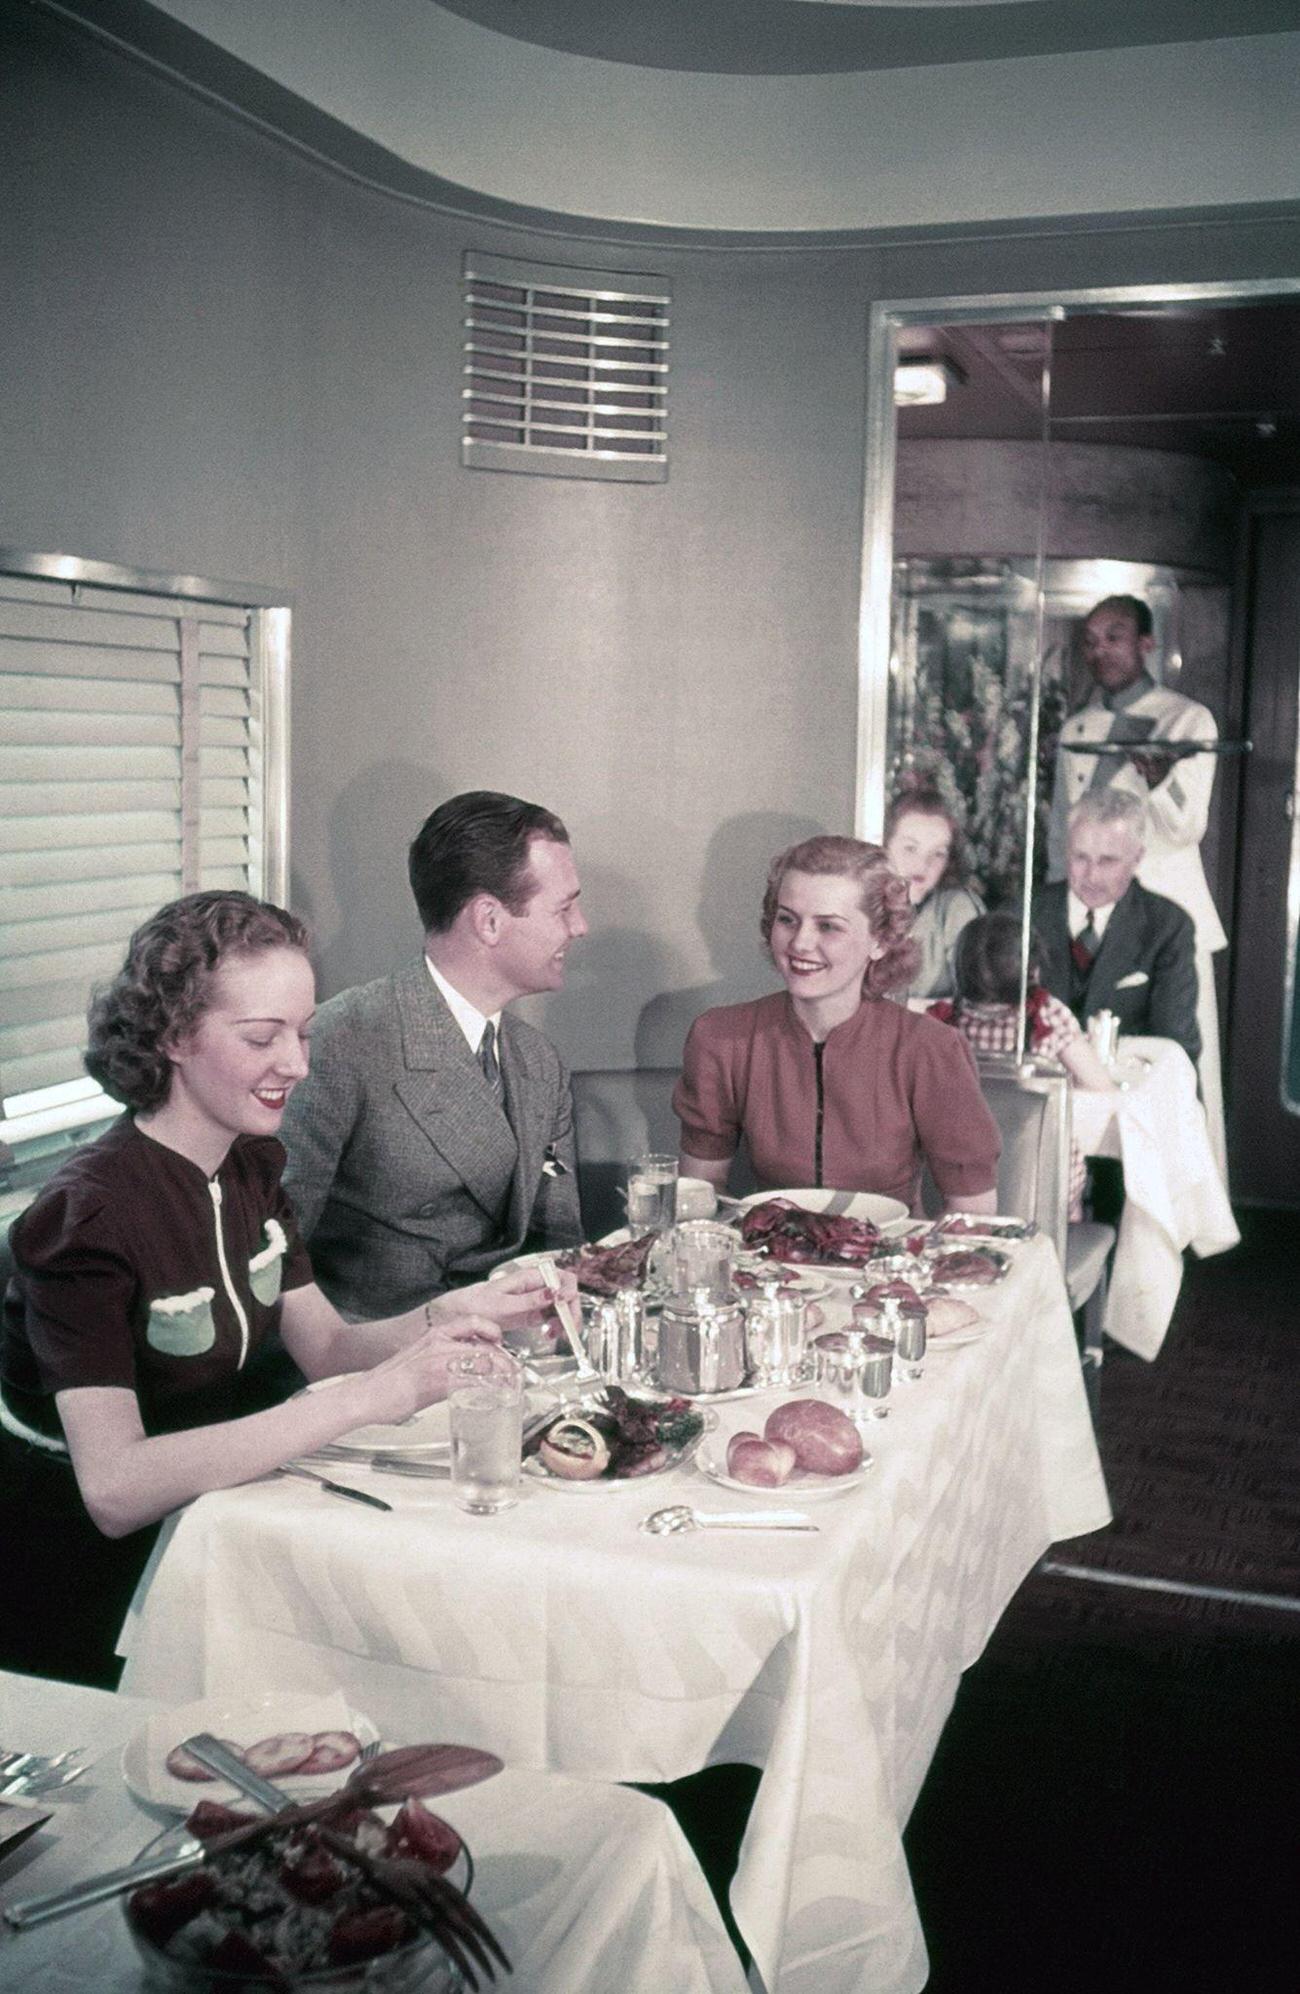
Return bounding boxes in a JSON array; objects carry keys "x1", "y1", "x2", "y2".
[
  {"x1": 248, "y1": 1219, "x2": 287, "y2": 1307},
  {"x1": 146, "y1": 1286, "x2": 217, "y2": 1357}
]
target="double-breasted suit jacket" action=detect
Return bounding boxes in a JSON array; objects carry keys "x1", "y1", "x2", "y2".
[
  {"x1": 1031, "y1": 879, "x2": 1201, "y2": 1069},
  {"x1": 279, "y1": 960, "x2": 583, "y2": 1318}
]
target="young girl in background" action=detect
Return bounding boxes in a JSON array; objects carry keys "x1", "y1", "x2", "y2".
[{"x1": 928, "y1": 911, "x2": 1116, "y2": 1222}]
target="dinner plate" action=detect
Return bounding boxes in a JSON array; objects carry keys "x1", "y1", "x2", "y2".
[
  {"x1": 930, "y1": 1212, "x2": 1034, "y2": 1242},
  {"x1": 300, "y1": 1373, "x2": 451, "y2": 1458},
  {"x1": 923, "y1": 1294, "x2": 987, "y2": 1349},
  {"x1": 694, "y1": 1411, "x2": 873, "y2": 1500},
  {"x1": 923, "y1": 1242, "x2": 1012, "y2": 1290},
  {"x1": 121, "y1": 1691, "x2": 381, "y2": 1812},
  {"x1": 731, "y1": 1188, "x2": 910, "y2": 1273},
  {"x1": 731, "y1": 1260, "x2": 834, "y2": 1305},
  {"x1": 524, "y1": 1406, "x2": 716, "y2": 1490}
]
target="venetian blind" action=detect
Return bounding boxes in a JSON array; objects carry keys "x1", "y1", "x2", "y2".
[{"x1": 0, "y1": 573, "x2": 265, "y2": 1113}]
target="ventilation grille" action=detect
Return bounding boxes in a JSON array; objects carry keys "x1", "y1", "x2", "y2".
[{"x1": 462, "y1": 253, "x2": 669, "y2": 484}]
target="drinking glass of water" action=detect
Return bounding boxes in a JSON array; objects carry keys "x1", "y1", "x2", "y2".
[
  {"x1": 625, "y1": 1153, "x2": 679, "y2": 1231},
  {"x1": 448, "y1": 1348, "x2": 524, "y2": 1515}
]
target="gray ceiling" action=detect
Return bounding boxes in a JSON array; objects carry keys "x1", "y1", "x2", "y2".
[
  {"x1": 434, "y1": 0, "x2": 1300, "y2": 77},
  {"x1": 898, "y1": 302, "x2": 1300, "y2": 483}
]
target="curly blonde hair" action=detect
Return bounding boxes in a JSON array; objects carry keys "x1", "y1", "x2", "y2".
[
  {"x1": 85, "y1": 891, "x2": 310, "y2": 1112},
  {"x1": 760, "y1": 835, "x2": 920, "y2": 997}
]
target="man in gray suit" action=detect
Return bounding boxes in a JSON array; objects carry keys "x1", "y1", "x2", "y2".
[
  {"x1": 1032, "y1": 789, "x2": 1201, "y2": 1069},
  {"x1": 281, "y1": 791, "x2": 587, "y2": 1317}
]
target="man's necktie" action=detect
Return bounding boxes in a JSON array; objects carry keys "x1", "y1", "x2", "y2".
[
  {"x1": 478, "y1": 1019, "x2": 504, "y2": 1101},
  {"x1": 1071, "y1": 914, "x2": 1099, "y2": 978}
]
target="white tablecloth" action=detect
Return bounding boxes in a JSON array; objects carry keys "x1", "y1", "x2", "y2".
[
  {"x1": 120, "y1": 1234, "x2": 1110, "y2": 1994},
  {"x1": 1071, "y1": 1035, "x2": 1239, "y2": 1361},
  {"x1": 0, "y1": 1668, "x2": 744, "y2": 1994}
]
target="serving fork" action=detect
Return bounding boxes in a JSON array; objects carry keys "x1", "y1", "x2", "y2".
[
  {"x1": 2, "y1": 1739, "x2": 383, "y2": 1930},
  {"x1": 0, "y1": 1747, "x2": 90, "y2": 1798},
  {"x1": 183, "y1": 1735, "x2": 507, "y2": 1989}
]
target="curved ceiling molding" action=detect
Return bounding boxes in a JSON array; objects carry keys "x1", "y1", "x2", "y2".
[
  {"x1": 434, "y1": 2, "x2": 1300, "y2": 77},
  {"x1": 45, "y1": 0, "x2": 1300, "y2": 235}
]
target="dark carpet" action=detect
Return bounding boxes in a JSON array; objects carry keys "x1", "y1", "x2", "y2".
[
  {"x1": 660, "y1": 1207, "x2": 1300, "y2": 1990},
  {"x1": 905, "y1": 1206, "x2": 1299, "y2": 1993}
]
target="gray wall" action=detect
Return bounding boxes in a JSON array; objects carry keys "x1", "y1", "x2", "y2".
[{"x1": 4, "y1": 5, "x2": 1300, "y2": 1074}]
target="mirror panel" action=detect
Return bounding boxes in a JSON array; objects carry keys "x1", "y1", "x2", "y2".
[
  {"x1": 865, "y1": 283, "x2": 1300, "y2": 1185},
  {"x1": 881, "y1": 315, "x2": 1053, "y2": 1032}
]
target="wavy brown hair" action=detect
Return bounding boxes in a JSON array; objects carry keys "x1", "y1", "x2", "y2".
[
  {"x1": 85, "y1": 891, "x2": 310, "y2": 1112},
  {"x1": 760, "y1": 835, "x2": 920, "y2": 997},
  {"x1": 883, "y1": 783, "x2": 969, "y2": 893}
]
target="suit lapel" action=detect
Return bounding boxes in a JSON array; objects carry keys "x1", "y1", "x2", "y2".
[
  {"x1": 1042, "y1": 885, "x2": 1074, "y2": 1003},
  {"x1": 1087, "y1": 885, "x2": 1140, "y2": 1008},
  {"x1": 499, "y1": 1017, "x2": 545, "y2": 1244},
  {"x1": 392, "y1": 962, "x2": 519, "y2": 1225}
]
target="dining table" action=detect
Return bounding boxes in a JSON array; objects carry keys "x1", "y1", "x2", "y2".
[
  {"x1": 1070, "y1": 1033, "x2": 1239, "y2": 1360},
  {"x1": 0, "y1": 1665, "x2": 746, "y2": 1993},
  {"x1": 117, "y1": 1222, "x2": 1110, "y2": 1994}
]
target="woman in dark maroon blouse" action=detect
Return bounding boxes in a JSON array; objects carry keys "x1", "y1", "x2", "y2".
[
  {"x1": 673, "y1": 836, "x2": 1000, "y2": 1215},
  {"x1": 0, "y1": 891, "x2": 565, "y2": 1681}
]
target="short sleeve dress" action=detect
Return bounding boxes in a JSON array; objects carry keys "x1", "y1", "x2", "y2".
[
  {"x1": 673, "y1": 991, "x2": 1000, "y2": 1211},
  {"x1": 0, "y1": 1116, "x2": 315, "y2": 1683}
]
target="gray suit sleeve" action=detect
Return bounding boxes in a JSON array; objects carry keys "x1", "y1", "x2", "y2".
[
  {"x1": 1147, "y1": 910, "x2": 1202, "y2": 1068},
  {"x1": 278, "y1": 1007, "x2": 363, "y2": 1243},
  {"x1": 525, "y1": 1058, "x2": 584, "y2": 1250}
]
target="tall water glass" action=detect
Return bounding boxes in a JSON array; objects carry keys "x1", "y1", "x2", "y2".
[
  {"x1": 448, "y1": 1349, "x2": 523, "y2": 1515},
  {"x1": 625, "y1": 1154, "x2": 679, "y2": 1231}
]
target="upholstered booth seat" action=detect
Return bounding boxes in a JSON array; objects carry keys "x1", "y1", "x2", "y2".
[{"x1": 570, "y1": 1067, "x2": 681, "y2": 1238}]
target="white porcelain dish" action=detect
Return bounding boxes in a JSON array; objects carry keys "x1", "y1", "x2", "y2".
[
  {"x1": 524, "y1": 1407, "x2": 716, "y2": 1490},
  {"x1": 300, "y1": 1373, "x2": 451, "y2": 1457},
  {"x1": 121, "y1": 1691, "x2": 380, "y2": 1812},
  {"x1": 731, "y1": 1188, "x2": 910, "y2": 1273},
  {"x1": 694, "y1": 1407, "x2": 874, "y2": 1500},
  {"x1": 923, "y1": 1242, "x2": 1012, "y2": 1290}
]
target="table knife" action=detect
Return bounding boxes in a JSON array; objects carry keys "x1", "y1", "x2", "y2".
[{"x1": 275, "y1": 1463, "x2": 393, "y2": 1512}]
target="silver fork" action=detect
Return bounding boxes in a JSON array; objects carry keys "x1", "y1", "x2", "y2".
[
  {"x1": 0, "y1": 1748, "x2": 86, "y2": 1778},
  {"x1": 535, "y1": 1255, "x2": 602, "y2": 1385},
  {"x1": 1, "y1": 1741, "x2": 382, "y2": 1932},
  {"x1": 0, "y1": 1748, "x2": 91, "y2": 1798}
]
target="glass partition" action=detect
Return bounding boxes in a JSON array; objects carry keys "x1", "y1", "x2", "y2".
[
  {"x1": 869, "y1": 311, "x2": 1054, "y2": 1043},
  {"x1": 860, "y1": 283, "x2": 1299, "y2": 1112}
]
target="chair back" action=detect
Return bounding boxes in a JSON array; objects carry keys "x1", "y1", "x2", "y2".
[
  {"x1": 570, "y1": 1067, "x2": 680, "y2": 1238},
  {"x1": 969, "y1": 1053, "x2": 1071, "y2": 1266},
  {"x1": 570, "y1": 1067, "x2": 757, "y2": 1236}
]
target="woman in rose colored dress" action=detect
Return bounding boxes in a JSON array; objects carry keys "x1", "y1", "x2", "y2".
[{"x1": 673, "y1": 836, "x2": 1000, "y2": 1216}]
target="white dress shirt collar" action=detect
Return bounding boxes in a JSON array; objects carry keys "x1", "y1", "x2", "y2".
[
  {"x1": 425, "y1": 957, "x2": 501, "y2": 1055},
  {"x1": 1068, "y1": 891, "x2": 1114, "y2": 942}
]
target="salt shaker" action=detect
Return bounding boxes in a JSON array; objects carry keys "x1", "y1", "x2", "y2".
[{"x1": 614, "y1": 1285, "x2": 646, "y2": 1379}]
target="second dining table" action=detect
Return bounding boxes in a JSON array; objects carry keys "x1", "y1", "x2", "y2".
[
  {"x1": 0, "y1": 1666, "x2": 745, "y2": 1993},
  {"x1": 119, "y1": 1226, "x2": 1111, "y2": 1994},
  {"x1": 1070, "y1": 1034, "x2": 1239, "y2": 1359}
]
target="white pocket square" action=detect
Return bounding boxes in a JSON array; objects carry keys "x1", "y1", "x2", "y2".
[{"x1": 1115, "y1": 971, "x2": 1149, "y2": 989}]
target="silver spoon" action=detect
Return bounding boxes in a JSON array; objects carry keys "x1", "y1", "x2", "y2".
[{"x1": 640, "y1": 1504, "x2": 817, "y2": 1534}]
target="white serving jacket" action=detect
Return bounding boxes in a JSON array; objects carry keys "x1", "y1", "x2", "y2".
[{"x1": 1046, "y1": 676, "x2": 1227, "y2": 954}]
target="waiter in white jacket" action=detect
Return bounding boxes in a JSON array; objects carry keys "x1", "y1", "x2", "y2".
[{"x1": 1047, "y1": 594, "x2": 1228, "y2": 1179}]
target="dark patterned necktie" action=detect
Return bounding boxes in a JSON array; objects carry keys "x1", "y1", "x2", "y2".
[
  {"x1": 1070, "y1": 915, "x2": 1099, "y2": 978},
  {"x1": 478, "y1": 1019, "x2": 503, "y2": 1100}
]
